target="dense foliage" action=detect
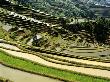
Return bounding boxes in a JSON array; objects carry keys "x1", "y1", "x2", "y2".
[
  {"x1": 64, "y1": 18, "x2": 110, "y2": 44},
  {"x1": 16, "y1": 0, "x2": 95, "y2": 18}
]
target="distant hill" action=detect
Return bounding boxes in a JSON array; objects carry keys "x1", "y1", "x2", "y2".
[
  {"x1": 82, "y1": 0, "x2": 110, "y2": 6},
  {"x1": 82, "y1": 0, "x2": 110, "y2": 17},
  {"x1": 15, "y1": 0, "x2": 95, "y2": 18},
  {"x1": 6, "y1": 0, "x2": 110, "y2": 18}
]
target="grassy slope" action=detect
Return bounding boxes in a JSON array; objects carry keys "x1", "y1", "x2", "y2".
[{"x1": 0, "y1": 50, "x2": 110, "y2": 82}]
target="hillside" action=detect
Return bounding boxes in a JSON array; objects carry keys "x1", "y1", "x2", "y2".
[
  {"x1": 15, "y1": 0, "x2": 95, "y2": 18},
  {"x1": 0, "y1": 0, "x2": 110, "y2": 59},
  {"x1": 12, "y1": 0, "x2": 110, "y2": 18},
  {"x1": 82, "y1": 0, "x2": 110, "y2": 6},
  {"x1": 80, "y1": 0, "x2": 110, "y2": 17},
  {"x1": 0, "y1": 1, "x2": 110, "y2": 82}
]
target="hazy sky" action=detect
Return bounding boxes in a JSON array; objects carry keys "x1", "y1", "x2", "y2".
[{"x1": 106, "y1": 0, "x2": 110, "y2": 2}]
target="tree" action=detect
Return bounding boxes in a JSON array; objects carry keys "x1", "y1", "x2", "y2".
[
  {"x1": 58, "y1": 17, "x2": 66, "y2": 27},
  {"x1": 94, "y1": 17, "x2": 110, "y2": 43}
]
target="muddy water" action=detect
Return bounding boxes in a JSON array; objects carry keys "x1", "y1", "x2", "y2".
[{"x1": 0, "y1": 64, "x2": 62, "y2": 82}]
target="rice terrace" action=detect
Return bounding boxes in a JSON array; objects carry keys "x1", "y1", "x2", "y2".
[{"x1": 0, "y1": 0, "x2": 110, "y2": 82}]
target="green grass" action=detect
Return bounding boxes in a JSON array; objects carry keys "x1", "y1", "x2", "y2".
[{"x1": 0, "y1": 50, "x2": 110, "y2": 82}]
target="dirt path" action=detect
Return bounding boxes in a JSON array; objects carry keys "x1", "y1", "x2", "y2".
[{"x1": 1, "y1": 48, "x2": 110, "y2": 78}]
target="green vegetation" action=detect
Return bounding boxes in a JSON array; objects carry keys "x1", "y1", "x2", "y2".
[
  {"x1": 15, "y1": 0, "x2": 95, "y2": 18},
  {"x1": 0, "y1": 50, "x2": 110, "y2": 82},
  {"x1": 65, "y1": 17, "x2": 110, "y2": 44},
  {"x1": 6, "y1": 0, "x2": 110, "y2": 18},
  {"x1": 0, "y1": 77, "x2": 13, "y2": 82}
]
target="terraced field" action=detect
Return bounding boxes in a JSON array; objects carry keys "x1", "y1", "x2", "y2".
[
  {"x1": 0, "y1": 42, "x2": 110, "y2": 82},
  {"x1": 0, "y1": 9, "x2": 109, "y2": 58},
  {"x1": 0, "y1": 0, "x2": 110, "y2": 82},
  {"x1": 0, "y1": 41, "x2": 110, "y2": 78}
]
